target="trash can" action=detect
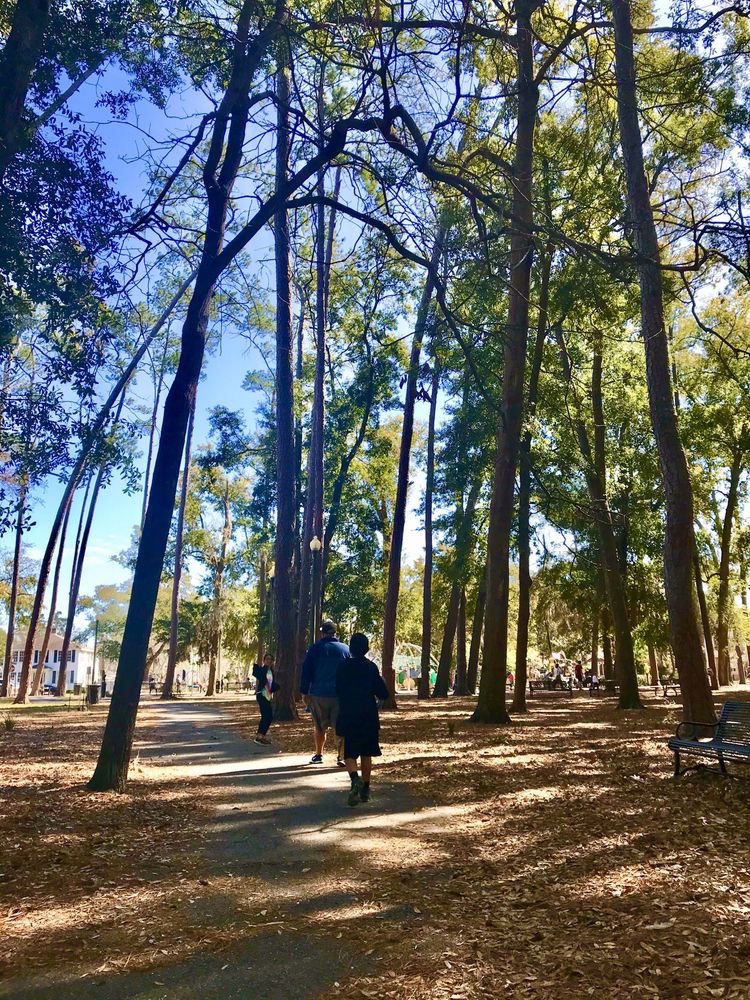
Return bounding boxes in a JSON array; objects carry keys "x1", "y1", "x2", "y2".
[
  {"x1": 87, "y1": 684, "x2": 100, "y2": 705},
  {"x1": 73, "y1": 683, "x2": 82, "y2": 695}
]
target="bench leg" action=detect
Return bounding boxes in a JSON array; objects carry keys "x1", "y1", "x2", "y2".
[
  {"x1": 673, "y1": 751, "x2": 681, "y2": 778},
  {"x1": 718, "y1": 754, "x2": 728, "y2": 777}
]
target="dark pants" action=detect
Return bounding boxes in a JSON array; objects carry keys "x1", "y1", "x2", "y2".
[{"x1": 257, "y1": 695, "x2": 273, "y2": 735}]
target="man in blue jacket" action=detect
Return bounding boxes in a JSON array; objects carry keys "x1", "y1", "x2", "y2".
[{"x1": 300, "y1": 620, "x2": 350, "y2": 764}]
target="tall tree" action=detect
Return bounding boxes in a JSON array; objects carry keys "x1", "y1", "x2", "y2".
[{"x1": 611, "y1": 0, "x2": 714, "y2": 723}]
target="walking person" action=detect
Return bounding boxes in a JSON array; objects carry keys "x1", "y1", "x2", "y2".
[
  {"x1": 300, "y1": 621, "x2": 349, "y2": 764},
  {"x1": 336, "y1": 633, "x2": 389, "y2": 806},
  {"x1": 252, "y1": 652, "x2": 278, "y2": 745}
]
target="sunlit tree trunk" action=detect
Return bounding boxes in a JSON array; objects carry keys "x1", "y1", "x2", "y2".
[
  {"x1": 513, "y1": 241, "x2": 551, "y2": 713},
  {"x1": 140, "y1": 338, "x2": 170, "y2": 532},
  {"x1": 2, "y1": 480, "x2": 27, "y2": 699},
  {"x1": 434, "y1": 479, "x2": 480, "y2": 698},
  {"x1": 206, "y1": 482, "x2": 231, "y2": 697},
  {"x1": 419, "y1": 360, "x2": 440, "y2": 699},
  {"x1": 716, "y1": 452, "x2": 741, "y2": 687},
  {"x1": 32, "y1": 499, "x2": 72, "y2": 695},
  {"x1": 612, "y1": 0, "x2": 714, "y2": 724},
  {"x1": 163, "y1": 398, "x2": 196, "y2": 699},
  {"x1": 466, "y1": 566, "x2": 486, "y2": 696},
  {"x1": 56, "y1": 392, "x2": 128, "y2": 696},
  {"x1": 474, "y1": 0, "x2": 538, "y2": 723},
  {"x1": 454, "y1": 589, "x2": 468, "y2": 695},
  {"x1": 694, "y1": 553, "x2": 718, "y2": 689},
  {"x1": 381, "y1": 241, "x2": 442, "y2": 708}
]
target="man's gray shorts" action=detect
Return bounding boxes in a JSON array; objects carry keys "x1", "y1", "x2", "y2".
[{"x1": 308, "y1": 695, "x2": 338, "y2": 732}]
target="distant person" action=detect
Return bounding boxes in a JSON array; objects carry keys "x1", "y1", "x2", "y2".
[
  {"x1": 336, "y1": 633, "x2": 389, "y2": 806},
  {"x1": 252, "y1": 653, "x2": 278, "y2": 745},
  {"x1": 149, "y1": 675, "x2": 157, "y2": 695},
  {"x1": 100, "y1": 672, "x2": 107, "y2": 698},
  {"x1": 300, "y1": 621, "x2": 350, "y2": 764},
  {"x1": 574, "y1": 660, "x2": 584, "y2": 687},
  {"x1": 551, "y1": 663, "x2": 564, "y2": 690}
]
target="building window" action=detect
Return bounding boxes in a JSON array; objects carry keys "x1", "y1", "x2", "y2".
[
  {"x1": 68, "y1": 650, "x2": 75, "y2": 662},
  {"x1": 53, "y1": 650, "x2": 58, "y2": 663},
  {"x1": 33, "y1": 650, "x2": 39, "y2": 664},
  {"x1": 51, "y1": 670, "x2": 56, "y2": 684},
  {"x1": 45, "y1": 650, "x2": 50, "y2": 663}
]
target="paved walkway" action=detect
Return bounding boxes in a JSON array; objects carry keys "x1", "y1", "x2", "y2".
[{"x1": 5, "y1": 700, "x2": 439, "y2": 1000}]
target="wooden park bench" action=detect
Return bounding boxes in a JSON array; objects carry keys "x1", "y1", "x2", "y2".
[
  {"x1": 668, "y1": 700, "x2": 750, "y2": 777},
  {"x1": 529, "y1": 678, "x2": 573, "y2": 698},
  {"x1": 661, "y1": 681, "x2": 679, "y2": 698}
]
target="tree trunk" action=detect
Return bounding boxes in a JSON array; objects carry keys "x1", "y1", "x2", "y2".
[
  {"x1": 256, "y1": 550, "x2": 267, "y2": 665},
  {"x1": 603, "y1": 628, "x2": 614, "y2": 681},
  {"x1": 513, "y1": 240, "x2": 551, "y2": 714},
  {"x1": 716, "y1": 451, "x2": 741, "y2": 687},
  {"x1": 555, "y1": 326, "x2": 641, "y2": 709},
  {"x1": 206, "y1": 482, "x2": 232, "y2": 697},
  {"x1": 140, "y1": 338, "x2": 170, "y2": 532},
  {"x1": 19, "y1": 271, "x2": 199, "y2": 711},
  {"x1": 612, "y1": 0, "x2": 714, "y2": 724},
  {"x1": 474, "y1": 1, "x2": 538, "y2": 724},
  {"x1": 89, "y1": 2, "x2": 271, "y2": 790},
  {"x1": 694, "y1": 551, "x2": 718, "y2": 689},
  {"x1": 271, "y1": 37, "x2": 298, "y2": 722},
  {"x1": 590, "y1": 603, "x2": 600, "y2": 677},
  {"x1": 56, "y1": 392, "x2": 128, "y2": 696},
  {"x1": 466, "y1": 567, "x2": 486, "y2": 696},
  {"x1": 162, "y1": 396, "x2": 196, "y2": 699},
  {"x1": 380, "y1": 240, "x2": 442, "y2": 708},
  {"x1": 418, "y1": 360, "x2": 440, "y2": 699},
  {"x1": 434, "y1": 479, "x2": 481, "y2": 697},
  {"x1": 0, "y1": 0, "x2": 50, "y2": 178},
  {"x1": 3, "y1": 480, "x2": 27, "y2": 698},
  {"x1": 648, "y1": 645, "x2": 659, "y2": 686},
  {"x1": 454, "y1": 589, "x2": 468, "y2": 695},
  {"x1": 32, "y1": 499, "x2": 73, "y2": 696},
  {"x1": 433, "y1": 581, "x2": 461, "y2": 698}
]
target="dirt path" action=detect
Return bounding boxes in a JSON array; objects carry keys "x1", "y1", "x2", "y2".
[{"x1": 2, "y1": 699, "x2": 440, "y2": 1000}]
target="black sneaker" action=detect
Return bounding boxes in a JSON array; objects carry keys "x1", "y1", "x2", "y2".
[
  {"x1": 360, "y1": 782, "x2": 370, "y2": 802},
  {"x1": 347, "y1": 777, "x2": 364, "y2": 807},
  {"x1": 309, "y1": 753, "x2": 324, "y2": 764}
]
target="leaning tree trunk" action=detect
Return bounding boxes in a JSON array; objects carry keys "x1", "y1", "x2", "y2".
[
  {"x1": 56, "y1": 391, "x2": 128, "y2": 696},
  {"x1": 0, "y1": 0, "x2": 50, "y2": 178},
  {"x1": 602, "y1": 626, "x2": 614, "y2": 681},
  {"x1": 3, "y1": 480, "x2": 27, "y2": 698},
  {"x1": 612, "y1": 0, "x2": 714, "y2": 724},
  {"x1": 418, "y1": 360, "x2": 440, "y2": 699},
  {"x1": 140, "y1": 338, "x2": 170, "y2": 532},
  {"x1": 271, "y1": 37, "x2": 298, "y2": 722},
  {"x1": 31, "y1": 499, "x2": 72, "y2": 695},
  {"x1": 89, "y1": 2, "x2": 276, "y2": 790},
  {"x1": 454, "y1": 589, "x2": 469, "y2": 695},
  {"x1": 466, "y1": 566, "x2": 487, "y2": 696},
  {"x1": 18, "y1": 272, "x2": 198, "y2": 711},
  {"x1": 513, "y1": 240, "x2": 551, "y2": 713},
  {"x1": 716, "y1": 452, "x2": 741, "y2": 687},
  {"x1": 381, "y1": 240, "x2": 442, "y2": 707},
  {"x1": 162, "y1": 397, "x2": 196, "y2": 699},
  {"x1": 473, "y1": 0, "x2": 538, "y2": 724}
]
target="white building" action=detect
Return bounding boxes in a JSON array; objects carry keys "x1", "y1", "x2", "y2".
[{"x1": 7, "y1": 630, "x2": 100, "y2": 692}]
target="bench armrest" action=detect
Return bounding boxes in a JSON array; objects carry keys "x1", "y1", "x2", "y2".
[{"x1": 675, "y1": 720, "x2": 718, "y2": 740}]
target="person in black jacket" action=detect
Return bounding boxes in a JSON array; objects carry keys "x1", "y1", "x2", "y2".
[
  {"x1": 252, "y1": 653, "x2": 277, "y2": 745},
  {"x1": 336, "y1": 633, "x2": 389, "y2": 806}
]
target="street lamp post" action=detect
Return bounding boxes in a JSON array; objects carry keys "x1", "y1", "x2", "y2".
[{"x1": 310, "y1": 535, "x2": 322, "y2": 640}]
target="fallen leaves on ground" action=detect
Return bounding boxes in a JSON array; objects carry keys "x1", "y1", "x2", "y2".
[{"x1": 2, "y1": 691, "x2": 750, "y2": 999}]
